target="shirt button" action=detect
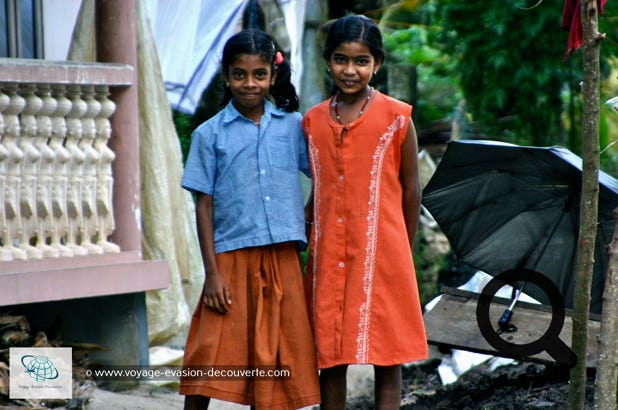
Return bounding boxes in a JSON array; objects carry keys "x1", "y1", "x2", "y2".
[
  {"x1": 337, "y1": 217, "x2": 343, "y2": 223},
  {"x1": 338, "y1": 261, "x2": 345, "y2": 268},
  {"x1": 260, "y1": 169, "x2": 266, "y2": 175},
  {"x1": 265, "y1": 196, "x2": 271, "y2": 201},
  {"x1": 339, "y1": 175, "x2": 344, "y2": 181}
]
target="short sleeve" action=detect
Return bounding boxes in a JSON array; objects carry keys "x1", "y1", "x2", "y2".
[{"x1": 181, "y1": 123, "x2": 216, "y2": 195}]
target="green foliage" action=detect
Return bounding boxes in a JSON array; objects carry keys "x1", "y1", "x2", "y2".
[
  {"x1": 434, "y1": 0, "x2": 577, "y2": 147},
  {"x1": 600, "y1": 105, "x2": 618, "y2": 176},
  {"x1": 382, "y1": 6, "x2": 463, "y2": 124},
  {"x1": 172, "y1": 110, "x2": 194, "y2": 165},
  {"x1": 384, "y1": 26, "x2": 441, "y2": 65},
  {"x1": 413, "y1": 228, "x2": 448, "y2": 306},
  {"x1": 428, "y1": 0, "x2": 618, "y2": 156},
  {"x1": 300, "y1": 246, "x2": 309, "y2": 276}
]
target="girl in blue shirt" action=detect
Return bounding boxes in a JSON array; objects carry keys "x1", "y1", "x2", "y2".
[{"x1": 179, "y1": 29, "x2": 320, "y2": 410}]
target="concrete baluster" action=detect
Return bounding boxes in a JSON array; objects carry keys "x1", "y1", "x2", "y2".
[
  {"x1": 94, "y1": 86, "x2": 120, "y2": 253},
  {"x1": 35, "y1": 84, "x2": 60, "y2": 257},
  {"x1": 0, "y1": 89, "x2": 11, "y2": 261},
  {"x1": 80, "y1": 85, "x2": 103, "y2": 254},
  {"x1": 19, "y1": 84, "x2": 43, "y2": 259},
  {"x1": 2, "y1": 84, "x2": 27, "y2": 260},
  {"x1": 65, "y1": 86, "x2": 88, "y2": 256},
  {"x1": 49, "y1": 85, "x2": 74, "y2": 257}
]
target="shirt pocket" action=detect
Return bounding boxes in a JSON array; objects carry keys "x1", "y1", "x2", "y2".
[{"x1": 267, "y1": 135, "x2": 296, "y2": 170}]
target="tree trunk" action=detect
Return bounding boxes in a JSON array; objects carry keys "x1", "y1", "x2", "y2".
[
  {"x1": 568, "y1": 1, "x2": 601, "y2": 409},
  {"x1": 594, "y1": 209, "x2": 618, "y2": 409}
]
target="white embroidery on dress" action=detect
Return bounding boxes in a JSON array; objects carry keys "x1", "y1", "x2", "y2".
[
  {"x1": 306, "y1": 131, "x2": 321, "y2": 334},
  {"x1": 355, "y1": 115, "x2": 405, "y2": 363}
]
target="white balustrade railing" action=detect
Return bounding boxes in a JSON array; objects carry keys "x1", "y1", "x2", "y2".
[{"x1": 0, "y1": 80, "x2": 121, "y2": 261}]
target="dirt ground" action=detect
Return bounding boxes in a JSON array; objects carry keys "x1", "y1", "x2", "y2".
[{"x1": 403, "y1": 357, "x2": 596, "y2": 410}]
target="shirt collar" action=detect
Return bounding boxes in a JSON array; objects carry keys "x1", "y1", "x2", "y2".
[{"x1": 222, "y1": 99, "x2": 284, "y2": 125}]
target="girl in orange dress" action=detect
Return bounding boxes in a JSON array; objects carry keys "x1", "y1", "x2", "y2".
[{"x1": 302, "y1": 15, "x2": 428, "y2": 410}]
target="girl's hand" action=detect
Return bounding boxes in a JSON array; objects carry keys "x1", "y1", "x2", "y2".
[{"x1": 203, "y1": 271, "x2": 232, "y2": 314}]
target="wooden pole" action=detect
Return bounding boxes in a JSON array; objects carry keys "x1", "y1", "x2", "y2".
[{"x1": 568, "y1": 0, "x2": 602, "y2": 408}]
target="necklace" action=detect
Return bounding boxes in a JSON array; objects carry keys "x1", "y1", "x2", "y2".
[{"x1": 333, "y1": 87, "x2": 373, "y2": 124}]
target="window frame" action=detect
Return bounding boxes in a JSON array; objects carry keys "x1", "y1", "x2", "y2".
[{"x1": 1, "y1": 0, "x2": 44, "y2": 59}]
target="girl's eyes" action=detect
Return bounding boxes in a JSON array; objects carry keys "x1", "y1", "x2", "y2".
[
  {"x1": 333, "y1": 56, "x2": 370, "y2": 66},
  {"x1": 231, "y1": 71, "x2": 268, "y2": 80}
]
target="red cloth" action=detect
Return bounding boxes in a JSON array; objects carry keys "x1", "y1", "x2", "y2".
[{"x1": 562, "y1": 0, "x2": 607, "y2": 60}]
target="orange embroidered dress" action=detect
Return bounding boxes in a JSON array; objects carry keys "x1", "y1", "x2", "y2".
[{"x1": 302, "y1": 91, "x2": 428, "y2": 369}]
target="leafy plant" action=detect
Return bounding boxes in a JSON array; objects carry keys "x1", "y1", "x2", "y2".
[
  {"x1": 382, "y1": 19, "x2": 463, "y2": 125},
  {"x1": 430, "y1": 0, "x2": 618, "y2": 160},
  {"x1": 413, "y1": 228, "x2": 449, "y2": 306},
  {"x1": 172, "y1": 110, "x2": 194, "y2": 165}
]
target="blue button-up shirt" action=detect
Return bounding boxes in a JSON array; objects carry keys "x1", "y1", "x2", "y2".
[{"x1": 181, "y1": 100, "x2": 310, "y2": 253}]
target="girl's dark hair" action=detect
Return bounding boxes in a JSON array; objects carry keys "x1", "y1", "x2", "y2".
[
  {"x1": 322, "y1": 15, "x2": 385, "y2": 63},
  {"x1": 242, "y1": 0, "x2": 265, "y2": 31},
  {"x1": 221, "y1": 29, "x2": 299, "y2": 112}
]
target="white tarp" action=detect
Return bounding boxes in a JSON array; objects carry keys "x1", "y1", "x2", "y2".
[
  {"x1": 145, "y1": 0, "x2": 248, "y2": 114},
  {"x1": 278, "y1": 0, "x2": 306, "y2": 95}
]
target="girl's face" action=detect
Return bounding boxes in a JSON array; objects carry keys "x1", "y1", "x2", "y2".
[
  {"x1": 326, "y1": 41, "x2": 381, "y2": 96},
  {"x1": 223, "y1": 53, "x2": 275, "y2": 118}
]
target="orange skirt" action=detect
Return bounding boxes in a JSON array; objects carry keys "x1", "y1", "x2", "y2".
[{"x1": 179, "y1": 242, "x2": 321, "y2": 410}]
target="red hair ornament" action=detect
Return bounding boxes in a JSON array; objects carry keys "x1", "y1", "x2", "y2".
[{"x1": 275, "y1": 51, "x2": 284, "y2": 66}]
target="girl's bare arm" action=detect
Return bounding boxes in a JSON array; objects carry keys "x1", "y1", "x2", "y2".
[{"x1": 196, "y1": 193, "x2": 231, "y2": 313}]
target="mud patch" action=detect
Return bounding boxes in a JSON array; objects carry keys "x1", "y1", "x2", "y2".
[{"x1": 400, "y1": 358, "x2": 596, "y2": 410}]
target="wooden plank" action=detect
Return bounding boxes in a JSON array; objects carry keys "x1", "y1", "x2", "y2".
[{"x1": 424, "y1": 287, "x2": 600, "y2": 368}]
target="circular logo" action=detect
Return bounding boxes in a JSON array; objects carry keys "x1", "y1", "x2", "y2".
[
  {"x1": 21, "y1": 355, "x2": 60, "y2": 382},
  {"x1": 475, "y1": 269, "x2": 577, "y2": 368}
]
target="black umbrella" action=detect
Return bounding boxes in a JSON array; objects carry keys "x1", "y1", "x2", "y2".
[{"x1": 422, "y1": 140, "x2": 618, "y2": 315}]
